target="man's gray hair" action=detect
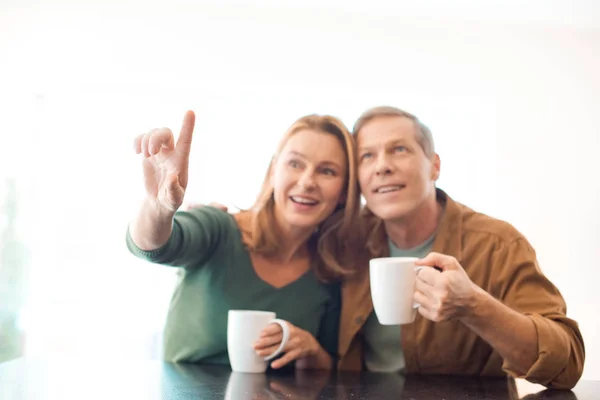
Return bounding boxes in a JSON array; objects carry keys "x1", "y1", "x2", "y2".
[{"x1": 352, "y1": 106, "x2": 435, "y2": 157}]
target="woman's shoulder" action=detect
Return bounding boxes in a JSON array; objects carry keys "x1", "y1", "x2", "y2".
[
  {"x1": 177, "y1": 206, "x2": 246, "y2": 248},
  {"x1": 233, "y1": 210, "x2": 253, "y2": 245}
]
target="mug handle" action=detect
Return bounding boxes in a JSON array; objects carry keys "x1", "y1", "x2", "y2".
[
  {"x1": 263, "y1": 319, "x2": 291, "y2": 361},
  {"x1": 413, "y1": 266, "x2": 427, "y2": 309}
]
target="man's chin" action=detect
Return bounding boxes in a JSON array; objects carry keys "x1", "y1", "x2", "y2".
[{"x1": 368, "y1": 204, "x2": 409, "y2": 221}]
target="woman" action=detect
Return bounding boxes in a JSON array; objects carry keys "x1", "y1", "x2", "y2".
[{"x1": 126, "y1": 110, "x2": 361, "y2": 369}]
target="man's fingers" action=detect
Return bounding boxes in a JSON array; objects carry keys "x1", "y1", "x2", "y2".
[
  {"x1": 208, "y1": 202, "x2": 228, "y2": 212},
  {"x1": 414, "y1": 290, "x2": 433, "y2": 310},
  {"x1": 415, "y1": 279, "x2": 436, "y2": 300},
  {"x1": 416, "y1": 267, "x2": 441, "y2": 286},
  {"x1": 175, "y1": 110, "x2": 195, "y2": 156},
  {"x1": 416, "y1": 252, "x2": 459, "y2": 271},
  {"x1": 417, "y1": 303, "x2": 435, "y2": 320},
  {"x1": 182, "y1": 203, "x2": 203, "y2": 211},
  {"x1": 415, "y1": 290, "x2": 441, "y2": 321}
]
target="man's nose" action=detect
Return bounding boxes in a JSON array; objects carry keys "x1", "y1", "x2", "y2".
[{"x1": 375, "y1": 154, "x2": 393, "y2": 176}]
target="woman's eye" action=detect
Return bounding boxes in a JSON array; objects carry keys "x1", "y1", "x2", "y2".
[{"x1": 321, "y1": 167, "x2": 336, "y2": 176}]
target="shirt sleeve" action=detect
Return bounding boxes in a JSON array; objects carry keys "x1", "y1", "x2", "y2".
[
  {"x1": 498, "y1": 238, "x2": 585, "y2": 390},
  {"x1": 316, "y1": 281, "x2": 342, "y2": 363},
  {"x1": 125, "y1": 206, "x2": 233, "y2": 270}
]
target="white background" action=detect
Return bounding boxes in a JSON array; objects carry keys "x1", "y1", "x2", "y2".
[{"x1": 1, "y1": 0, "x2": 599, "y2": 380}]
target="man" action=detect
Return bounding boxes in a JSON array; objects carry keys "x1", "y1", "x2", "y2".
[{"x1": 337, "y1": 106, "x2": 585, "y2": 390}]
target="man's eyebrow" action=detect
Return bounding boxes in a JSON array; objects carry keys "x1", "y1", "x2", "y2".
[
  {"x1": 359, "y1": 139, "x2": 407, "y2": 151},
  {"x1": 358, "y1": 138, "x2": 408, "y2": 150}
]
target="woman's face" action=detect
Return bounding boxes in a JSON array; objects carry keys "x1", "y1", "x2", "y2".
[{"x1": 271, "y1": 129, "x2": 347, "y2": 234}]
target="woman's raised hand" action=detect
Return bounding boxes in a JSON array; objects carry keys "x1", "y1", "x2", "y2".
[{"x1": 133, "y1": 110, "x2": 195, "y2": 212}]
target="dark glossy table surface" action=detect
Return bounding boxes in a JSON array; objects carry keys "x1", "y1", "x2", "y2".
[{"x1": 0, "y1": 358, "x2": 597, "y2": 399}]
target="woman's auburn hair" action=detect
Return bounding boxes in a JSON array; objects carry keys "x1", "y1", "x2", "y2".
[{"x1": 240, "y1": 114, "x2": 363, "y2": 282}]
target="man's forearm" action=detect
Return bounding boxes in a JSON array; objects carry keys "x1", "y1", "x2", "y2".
[{"x1": 461, "y1": 286, "x2": 538, "y2": 376}]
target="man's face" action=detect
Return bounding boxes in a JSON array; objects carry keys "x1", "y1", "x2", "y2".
[{"x1": 356, "y1": 116, "x2": 440, "y2": 221}]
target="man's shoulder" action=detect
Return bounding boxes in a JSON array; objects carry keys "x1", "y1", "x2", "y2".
[
  {"x1": 454, "y1": 200, "x2": 524, "y2": 244},
  {"x1": 446, "y1": 199, "x2": 538, "y2": 276}
]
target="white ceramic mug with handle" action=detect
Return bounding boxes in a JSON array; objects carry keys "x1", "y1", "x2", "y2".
[
  {"x1": 227, "y1": 310, "x2": 290, "y2": 373},
  {"x1": 369, "y1": 257, "x2": 429, "y2": 325}
]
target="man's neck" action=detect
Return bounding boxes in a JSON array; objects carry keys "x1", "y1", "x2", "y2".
[{"x1": 384, "y1": 192, "x2": 442, "y2": 250}]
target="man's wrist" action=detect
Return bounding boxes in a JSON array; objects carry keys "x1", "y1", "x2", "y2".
[{"x1": 460, "y1": 284, "x2": 489, "y2": 324}]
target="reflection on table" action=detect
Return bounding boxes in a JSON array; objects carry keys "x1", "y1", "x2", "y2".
[{"x1": 0, "y1": 358, "x2": 594, "y2": 399}]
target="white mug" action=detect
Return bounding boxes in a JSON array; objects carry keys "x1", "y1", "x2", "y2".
[
  {"x1": 369, "y1": 257, "x2": 428, "y2": 325},
  {"x1": 227, "y1": 310, "x2": 290, "y2": 373}
]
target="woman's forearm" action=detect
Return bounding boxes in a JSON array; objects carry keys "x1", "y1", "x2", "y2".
[{"x1": 128, "y1": 197, "x2": 176, "y2": 250}]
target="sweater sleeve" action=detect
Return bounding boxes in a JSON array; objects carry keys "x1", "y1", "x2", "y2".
[
  {"x1": 126, "y1": 206, "x2": 234, "y2": 270},
  {"x1": 498, "y1": 238, "x2": 585, "y2": 390}
]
